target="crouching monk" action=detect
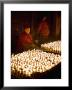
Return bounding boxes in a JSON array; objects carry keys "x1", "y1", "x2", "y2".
[{"x1": 16, "y1": 26, "x2": 37, "y2": 52}]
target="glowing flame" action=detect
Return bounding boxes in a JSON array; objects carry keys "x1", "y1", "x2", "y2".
[{"x1": 11, "y1": 48, "x2": 61, "y2": 77}]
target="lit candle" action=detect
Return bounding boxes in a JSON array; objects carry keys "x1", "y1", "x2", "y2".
[{"x1": 11, "y1": 49, "x2": 61, "y2": 77}]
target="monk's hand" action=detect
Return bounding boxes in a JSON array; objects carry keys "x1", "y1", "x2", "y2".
[
  {"x1": 35, "y1": 40, "x2": 39, "y2": 44},
  {"x1": 31, "y1": 43, "x2": 36, "y2": 47}
]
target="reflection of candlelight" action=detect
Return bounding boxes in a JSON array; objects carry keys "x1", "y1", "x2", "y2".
[{"x1": 11, "y1": 49, "x2": 61, "y2": 77}]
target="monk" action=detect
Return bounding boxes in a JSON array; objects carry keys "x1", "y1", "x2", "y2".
[
  {"x1": 37, "y1": 17, "x2": 50, "y2": 43},
  {"x1": 16, "y1": 26, "x2": 35, "y2": 52}
]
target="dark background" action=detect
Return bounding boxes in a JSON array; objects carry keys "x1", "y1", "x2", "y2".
[
  {"x1": 11, "y1": 11, "x2": 61, "y2": 53},
  {"x1": 0, "y1": 0, "x2": 70, "y2": 89}
]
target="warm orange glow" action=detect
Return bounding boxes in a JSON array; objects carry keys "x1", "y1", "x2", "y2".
[{"x1": 11, "y1": 48, "x2": 61, "y2": 77}]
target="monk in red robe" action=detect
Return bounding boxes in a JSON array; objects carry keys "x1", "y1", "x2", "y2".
[
  {"x1": 37, "y1": 17, "x2": 50, "y2": 43},
  {"x1": 17, "y1": 27, "x2": 34, "y2": 51}
]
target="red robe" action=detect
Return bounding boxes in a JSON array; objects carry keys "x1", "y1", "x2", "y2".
[
  {"x1": 17, "y1": 32, "x2": 33, "y2": 49},
  {"x1": 38, "y1": 21, "x2": 49, "y2": 37}
]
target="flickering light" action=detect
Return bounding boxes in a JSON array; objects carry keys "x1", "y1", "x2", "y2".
[
  {"x1": 11, "y1": 49, "x2": 61, "y2": 77},
  {"x1": 41, "y1": 41, "x2": 61, "y2": 53}
]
